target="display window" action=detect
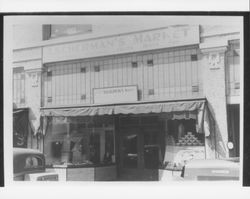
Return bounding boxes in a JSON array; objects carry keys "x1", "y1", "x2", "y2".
[
  {"x1": 167, "y1": 119, "x2": 204, "y2": 146},
  {"x1": 44, "y1": 116, "x2": 115, "y2": 166},
  {"x1": 163, "y1": 118, "x2": 205, "y2": 170}
]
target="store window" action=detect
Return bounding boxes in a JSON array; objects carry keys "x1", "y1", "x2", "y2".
[
  {"x1": 44, "y1": 116, "x2": 115, "y2": 166},
  {"x1": 163, "y1": 118, "x2": 205, "y2": 170},
  {"x1": 13, "y1": 67, "x2": 26, "y2": 107},
  {"x1": 167, "y1": 119, "x2": 204, "y2": 146},
  {"x1": 226, "y1": 39, "x2": 240, "y2": 97}
]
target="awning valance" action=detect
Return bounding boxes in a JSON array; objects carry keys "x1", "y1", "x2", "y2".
[
  {"x1": 41, "y1": 100, "x2": 205, "y2": 117},
  {"x1": 114, "y1": 100, "x2": 204, "y2": 115}
]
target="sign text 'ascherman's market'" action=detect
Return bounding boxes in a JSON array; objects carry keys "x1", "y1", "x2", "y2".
[{"x1": 43, "y1": 26, "x2": 199, "y2": 63}]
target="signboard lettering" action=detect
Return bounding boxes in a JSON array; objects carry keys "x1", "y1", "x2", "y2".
[
  {"x1": 43, "y1": 26, "x2": 199, "y2": 63},
  {"x1": 93, "y1": 86, "x2": 137, "y2": 104}
]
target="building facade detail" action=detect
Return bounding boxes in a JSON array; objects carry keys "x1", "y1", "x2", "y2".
[
  {"x1": 12, "y1": 24, "x2": 241, "y2": 181},
  {"x1": 200, "y1": 41, "x2": 235, "y2": 158}
]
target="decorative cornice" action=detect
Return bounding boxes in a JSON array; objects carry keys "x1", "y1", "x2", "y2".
[
  {"x1": 25, "y1": 68, "x2": 43, "y2": 73},
  {"x1": 199, "y1": 40, "x2": 228, "y2": 54}
]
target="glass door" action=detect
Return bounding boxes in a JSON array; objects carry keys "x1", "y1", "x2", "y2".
[
  {"x1": 119, "y1": 128, "x2": 144, "y2": 180},
  {"x1": 122, "y1": 133, "x2": 138, "y2": 168},
  {"x1": 119, "y1": 127, "x2": 161, "y2": 181},
  {"x1": 143, "y1": 129, "x2": 160, "y2": 169}
]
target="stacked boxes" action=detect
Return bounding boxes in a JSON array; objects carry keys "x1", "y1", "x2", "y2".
[{"x1": 176, "y1": 132, "x2": 202, "y2": 146}]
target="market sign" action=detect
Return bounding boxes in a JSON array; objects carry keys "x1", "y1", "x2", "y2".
[
  {"x1": 43, "y1": 25, "x2": 199, "y2": 63},
  {"x1": 93, "y1": 86, "x2": 137, "y2": 104}
]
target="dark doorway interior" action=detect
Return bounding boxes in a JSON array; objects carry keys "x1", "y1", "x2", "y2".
[
  {"x1": 227, "y1": 104, "x2": 240, "y2": 157},
  {"x1": 118, "y1": 123, "x2": 163, "y2": 181},
  {"x1": 13, "y1": 108, "x2": 29, "y2": 148}
]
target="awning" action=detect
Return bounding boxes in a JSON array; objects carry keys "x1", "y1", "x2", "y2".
[
  {"x1": 40, "y1": 99, "x2": 206, "y2": 135},
  {"x1": 114, "y1": 100, "x2": 205, "y2": 115},
  {"x1": 41, "y1": 100, "x2": 205, "y2": 117},
  {"x1": 41, "y1": 105, "x2": 115, "y2": 117}
]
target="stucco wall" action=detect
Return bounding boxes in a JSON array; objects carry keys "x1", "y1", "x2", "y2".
[
  {"x1": 200, "y1": 41, "x2": 229, "y2": 158},
  {"x1": 13, "y1": 24, "x2": 43, "y2": 48}
]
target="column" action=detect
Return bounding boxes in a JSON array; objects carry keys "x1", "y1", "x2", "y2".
[
  {"x1": 25, "y1": 68, "x2": 43, "y2": 150},
  {"x1": 200, "y1": 40, "x2": 229, "y2": 158}
]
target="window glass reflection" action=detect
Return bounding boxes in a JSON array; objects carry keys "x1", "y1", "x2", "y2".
[{"x1": 44, "y1": 116, "x2": 115, "y2": 166}]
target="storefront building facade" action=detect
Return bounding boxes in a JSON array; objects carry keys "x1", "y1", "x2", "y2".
[{"x1": 12, "y1": 24, "x2": 241, "y2": 180}]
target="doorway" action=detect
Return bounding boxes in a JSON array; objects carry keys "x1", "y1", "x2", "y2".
[
  {"x1": 227, "y1": 104, "x2": 240, "y2": 157},
  {"x1": 118, "y1": 127, "x2": 162, "y2": 181}
]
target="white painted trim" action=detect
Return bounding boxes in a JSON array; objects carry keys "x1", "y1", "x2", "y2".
[
  {"x1": 25, "y1": 68, "x2": 43, "y2": 73},
  {"x1": 227, "y1": 96, "x2": 240, "y2": 104},
  {"x1": 200, "y1": 40, "x2": 228, "y2": 51}
]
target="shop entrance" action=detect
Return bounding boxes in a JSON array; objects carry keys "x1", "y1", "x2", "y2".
[{"x1": 118, "y1": 126, "x2": 163, "y2": 181}]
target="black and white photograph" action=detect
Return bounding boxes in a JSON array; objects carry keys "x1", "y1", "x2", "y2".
[{"x1": 4, "y1": 15, "x2": 244, "y2": 183}]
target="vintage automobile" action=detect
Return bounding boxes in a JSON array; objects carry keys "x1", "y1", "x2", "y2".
[
  {"x1": 13, "y1": 147, "x2": 59, "y2": 181},
  {"x1": 180, "y1": 157, "x2": 240, "y2": 181}
]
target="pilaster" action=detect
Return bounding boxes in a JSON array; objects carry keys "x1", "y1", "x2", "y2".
[{"x1": 200, "y1": 40, "x2": 229, "y2": 158}]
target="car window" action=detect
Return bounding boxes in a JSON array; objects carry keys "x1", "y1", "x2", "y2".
[
  {"x1": 14, "y1": 155, "x2": 44, "y2": 173},
  {"x1": 24, "y1": 156, "x2": 42, "y2": 168}
]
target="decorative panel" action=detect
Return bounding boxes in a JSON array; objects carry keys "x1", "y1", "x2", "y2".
[{"x1": 42, "y1": 46, "x2": 203, "y2": 107}]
